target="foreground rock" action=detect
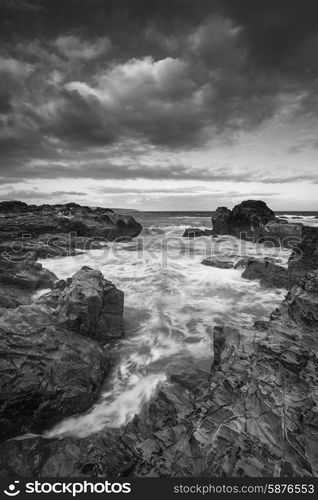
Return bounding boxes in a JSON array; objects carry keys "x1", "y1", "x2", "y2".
[
  {"x1": 0, "y1": 253, "x2": 57, "y2": 310},
  {"x1": 236, "y1": 227, "x2": 318, "y2": 290},
  {"x1": 212, "y1": 200, "x2": 302, "y2": 245},
  {"x1": 237, "y1": 258, "x2": 292, "y2": 289},
  {"x1": 2, "y1": 268, "x2": 317, "y2": 477},
  {"x1": 0, "y1": 201, "x2": 142, "y2": 258},
  {"x1": 0, "y1": 203, "x2": 317, "y2": 477},
  {"x1": 0, "y1": 267, "x2": 123, "y2": 441}
]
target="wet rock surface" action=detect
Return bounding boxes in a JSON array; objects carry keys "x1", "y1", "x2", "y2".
[
  {"x1": 1, "y1": 229, "x2": 318, "y2": 477},
  {"x1": 212, "y1": 200, "x2": 302, "y2": 245},
  {"x1": 234, "y1": 227, "x2": 318, "y2": 290},
  {"x1": 0, "y1": 200, "x2": 317, "y2": 478},
  {"x1": 0, "y1": 254, "x2": 57, "y2": 310},
  {"x1": 0, "y1": 267, "x2": 123, "y2": 441},
  {"x1": 0, "y1": 202, "x2": 142, "y2": 258}
]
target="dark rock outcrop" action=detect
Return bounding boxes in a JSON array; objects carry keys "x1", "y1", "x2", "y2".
[
  {"x1": 0, "y1": 267, "x2": 123, "y2": 440},
  {"x1": 0, "y1": 254, "x2": 57, "y2": 310},
  {"x1": 288, "y1": 226, "x2": 318, "y2": 279},
  {"x1": 3, "y1": 268, "x2": 318, "y2": 477},
  {"x1": 0, "y1": 202, "x2": 142, "y2": 258},
  {"x1": 183, "y1": 228, "x2": 213, "y2": 238},
  {"x1": 237, "y1": 258, "x2": 292, "y2": 289},
  {"x1": 235, "y1": 227, "x2": 318, "y2": 290},
  {"x1": 211, "y1": 200, "x2": 302, "y2": 246},
  {"x1": 264, "y1": 220, "x2": 303, "y2": 242},
  {"x1": 212, "y1": 200, "x2": 275, "y2": 240},
  {"x1": 211, "y1": 207, "x2": 232, "y2": 235},
  {"x1": 2, "y1": 266, "x2": 318, "y2": 477},
  {"x1": 0, "y1": 202, "x2": 317, "y2": 478}
]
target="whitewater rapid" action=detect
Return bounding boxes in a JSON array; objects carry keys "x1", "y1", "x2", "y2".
[{"x1": 39, "y1": 214, "x2": 291, "y2": 438}]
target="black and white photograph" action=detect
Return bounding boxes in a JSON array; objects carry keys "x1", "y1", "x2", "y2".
[{"x1": 0, "y1": 0, "x2": 317, "y2": 493}]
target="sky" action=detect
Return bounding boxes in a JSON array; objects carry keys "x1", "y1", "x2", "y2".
[{"x1": 0, "y1": 0, "x2": 318, "y2": 211}]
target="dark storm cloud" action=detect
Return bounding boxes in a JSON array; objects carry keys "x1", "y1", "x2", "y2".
[
  {"x1": 0, "y1": 0, "x2": 317, "y2": 181},
  {"x1": 1, "y1": 158, "x2": 317, "y2": 185}
]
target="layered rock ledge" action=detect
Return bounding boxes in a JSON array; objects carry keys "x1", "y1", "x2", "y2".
[{"x1": 0, "y1": 201, "x2": 142, "y2": 258}]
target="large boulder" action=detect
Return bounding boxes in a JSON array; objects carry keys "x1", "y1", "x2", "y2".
[
  {"x1": 39, "y1": 266, "x2": 124, "y2": 342},
  {"x1": 227, "y1": 200, "x2": 276, "y2": 240},
  {"x1": 212, "y1": 200, "x2": 278, "y2": 241},
  {"x1": 211, "y1": 200, "x2": 305, "y2": 248},
  {"x1": 0, "y1": 267, "x2": 123, "y2": 440}
]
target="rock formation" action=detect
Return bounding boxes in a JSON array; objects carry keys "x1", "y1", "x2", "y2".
[
  {"x1": 0, "y1": 202, "x2": 142, "y2": 258},
  {"x1": 1, "y1": 226, "x2": 318, "y2": 477},
  {"x1": 0, "y1": 199, "x2": 317, "y2": 478},
  {"x1": 0, "y1": 267, "x2": 123, "y2": 441},
  {"x1": 235, "y1": 227, "x2": 318, "y2": 290},
  {"x1": 212, "y1": 200, "x2": 302, "y2": 246},
  {"x1": 0, "y1": 253, "x2": 57, "y2": 310},
  {"x1": 211, "y1": 207, "x2": 231, "y2": 235},
  {"x1": 2, "y1": 269, "x2": 318, "y2": 476}
]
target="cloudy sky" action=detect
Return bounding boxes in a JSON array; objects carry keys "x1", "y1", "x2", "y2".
[{"x1": 0, "y1": 0, "x2": 318, "y2": 210}]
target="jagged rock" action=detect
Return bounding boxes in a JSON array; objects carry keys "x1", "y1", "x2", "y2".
[
  {"x1": 3, "y1": 266, "x2": 318, "y2": 478},
  {"x1": 237, "y1": 258, "x2": 293, "y2": 289},
  {"x1": 285, "y1": 273, "x2": 318, "y2": 328},
  {"x1": 226, "y1": 200, "x2": 275, "y2": 240},
  {"x1": 288, "y1": 227, "x2": 318, "y2": 281},
  {"x1": 0, "y1": 254, "x2": 57, "y2": 310},
  {"x1": 0, "y1": 267, "x2": 123, "y2": 440},
  {"x1": 264, "y1": 221, "x2": 303, "y2": 243},
  {"x1": 233, "y1": 227, "x2": 318, "y2": 290},
  {"x1": 0, "y1": 205, "x2": 317, "y2": 478},
  {"x1": 38, "y1": 266, "x2": 124, "y2": 342},
  {"x1": 211, "y1": 200, "x2": 300, "y2": 245},
  {"x1": 2, "y1": 275, "x2": 318, "y2": 477},
  {"x1": 0, "y1": 202, "x2": 142, "y2": 258},
  {"x1": 183, "y1": 228, "x2": 213, "y2": 237}
]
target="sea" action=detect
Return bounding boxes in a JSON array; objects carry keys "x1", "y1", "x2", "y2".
[{"x1": 38, "y1": 211, "x2": 318, "y2": 438}]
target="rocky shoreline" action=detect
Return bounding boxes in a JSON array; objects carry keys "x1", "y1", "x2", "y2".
[
  {"x1": 0, "y1": 200, "x2": 318, "y2": 477},
  {"x1": 0, "y1": 202, "x2": 141, "y2": 443}
]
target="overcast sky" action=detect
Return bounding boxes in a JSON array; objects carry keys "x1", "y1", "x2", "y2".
[{"x1": 0, "y1": 0, "x2": 318, "y2": 210}]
